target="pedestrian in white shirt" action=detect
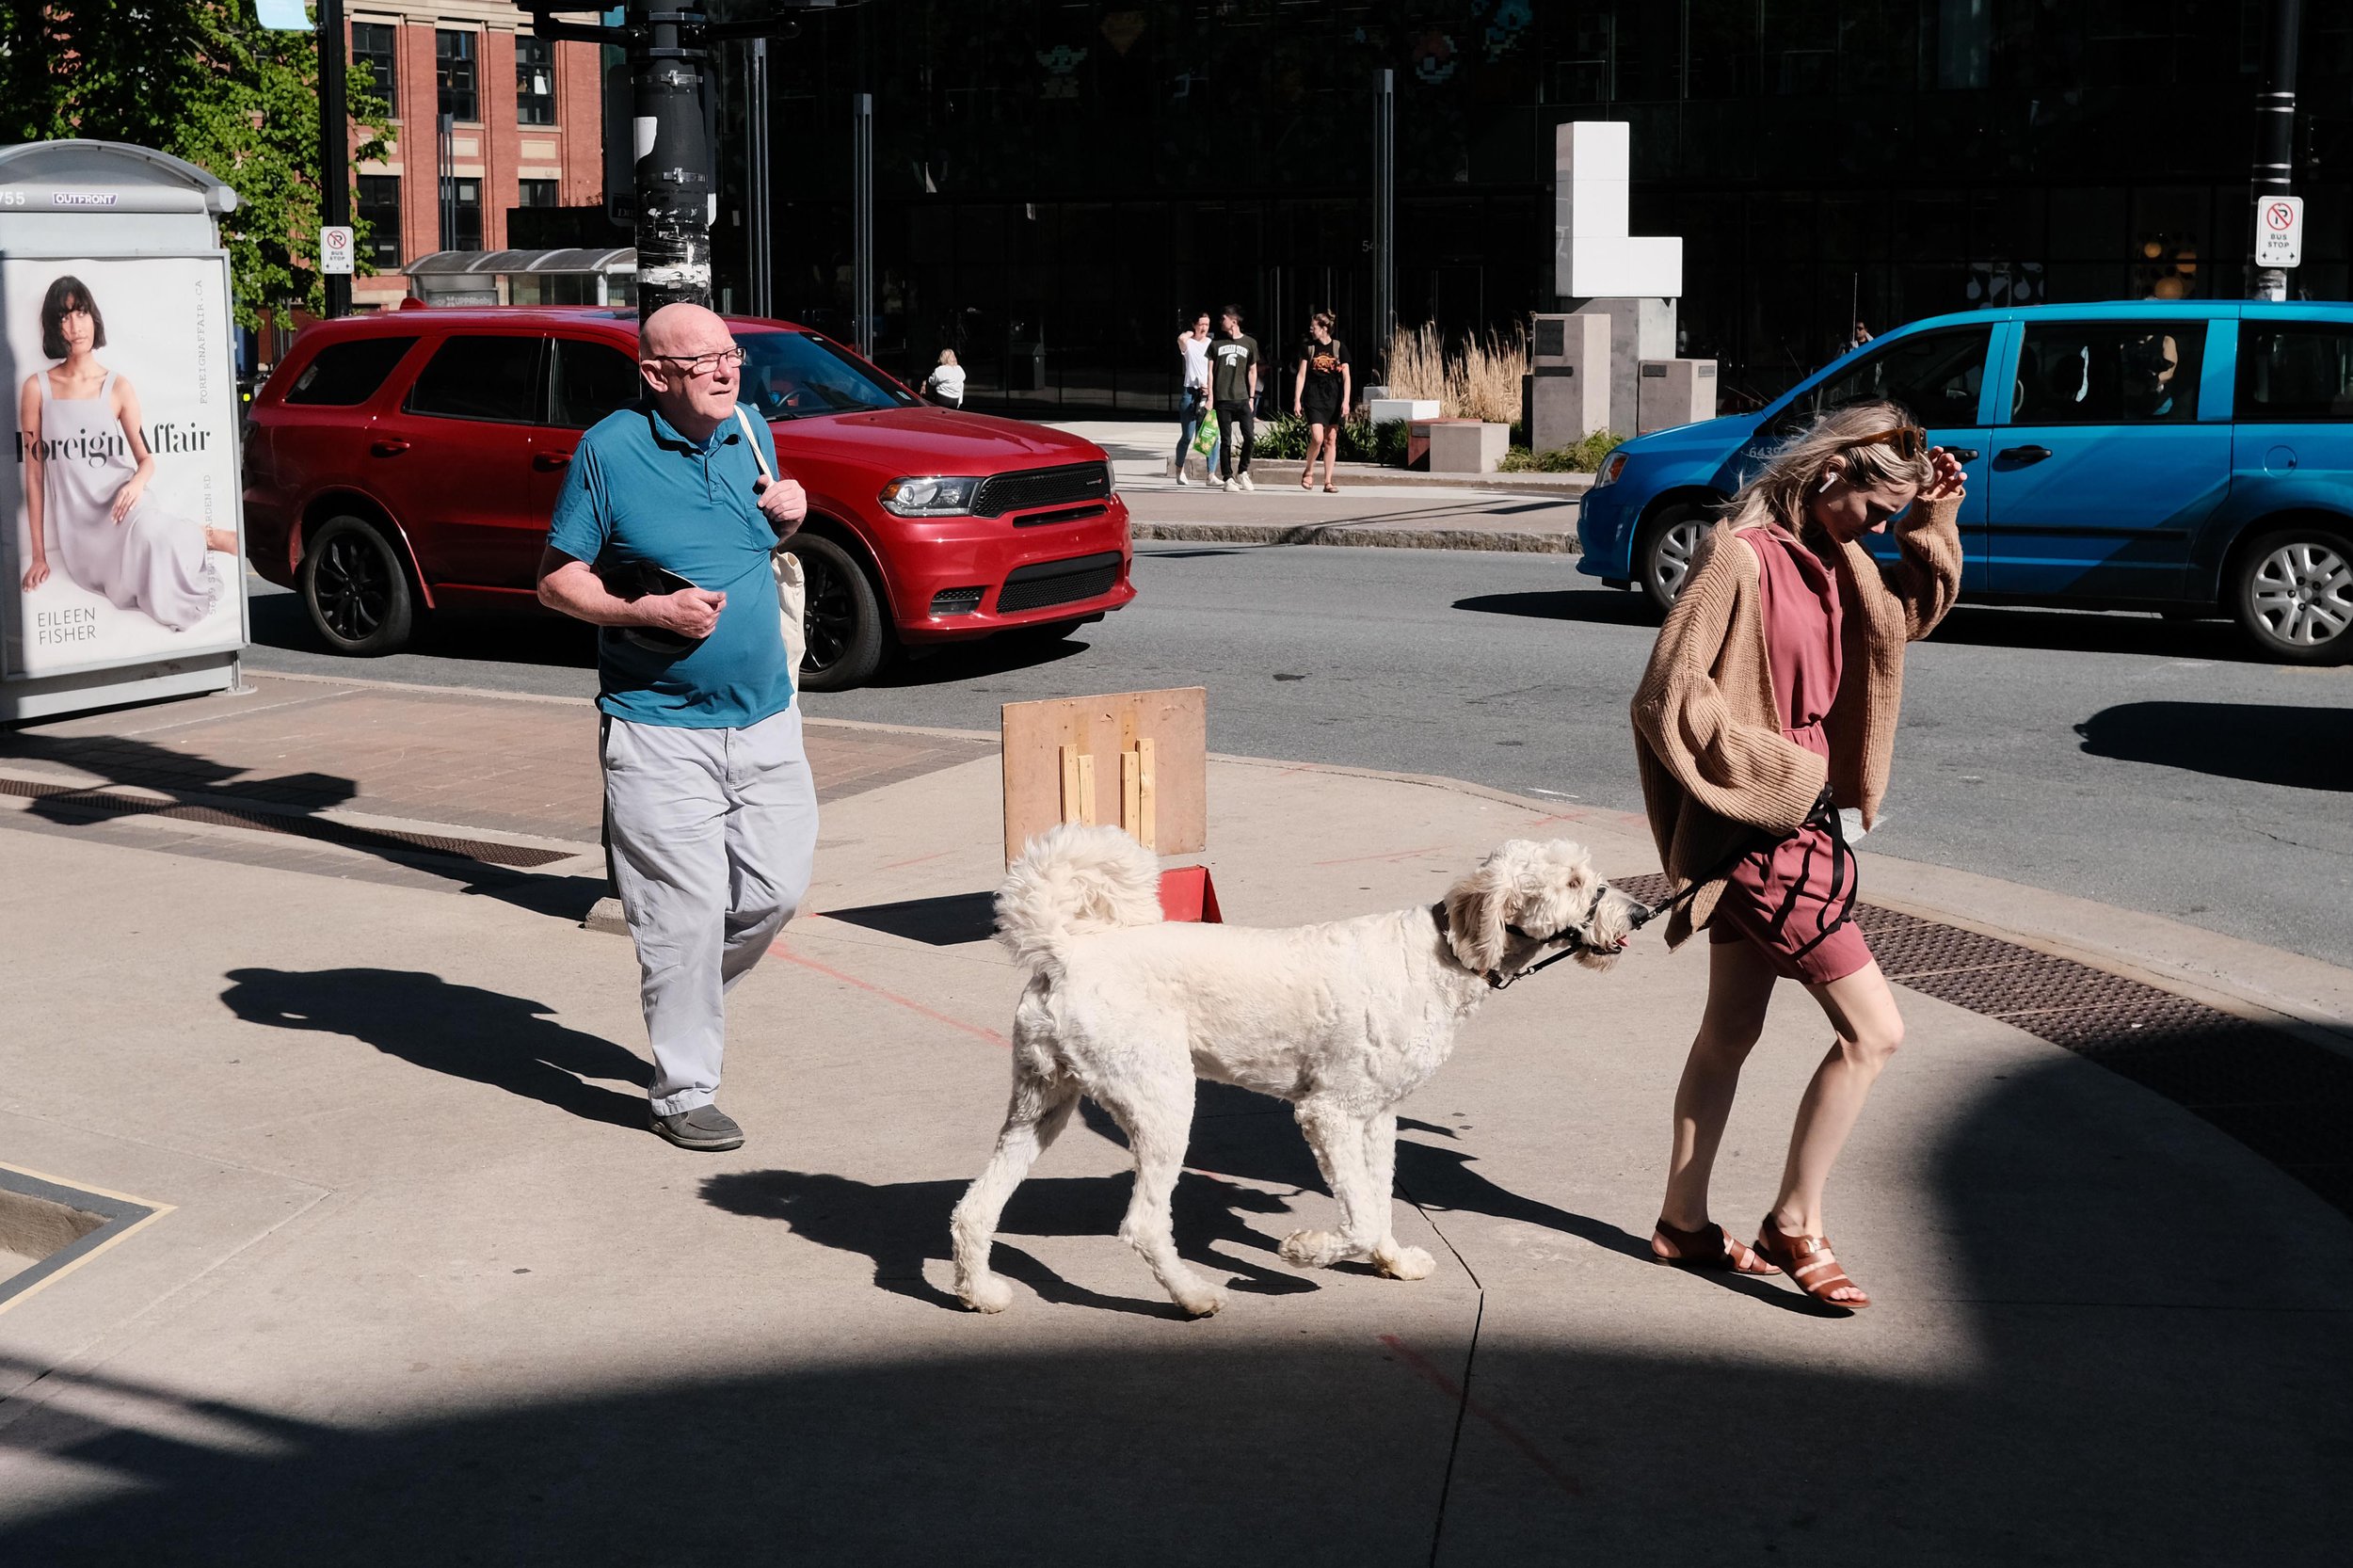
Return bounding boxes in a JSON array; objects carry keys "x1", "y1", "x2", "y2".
[
  {"x1": 1171, "y1": 312, "x2": 1219, "y2": 484},
  {"x1": 924, "y1": 350, "x2": 966, "y2": 409}
]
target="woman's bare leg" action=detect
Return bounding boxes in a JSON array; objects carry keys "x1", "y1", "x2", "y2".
[
  {"x1": 1769, "y1": 959, "x2": 1905, "y2": 1285},
  {"x1": 1657, "y1": 937, "x2": 1781, "y2": 1242}
]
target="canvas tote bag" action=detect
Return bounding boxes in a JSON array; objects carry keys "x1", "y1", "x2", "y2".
[{"x1": 734, "y1": 405, "x2": 808, "y2": 673}]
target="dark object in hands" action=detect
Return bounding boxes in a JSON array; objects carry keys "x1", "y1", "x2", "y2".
[{"x1": 597, "y1": 558, "x2": 705, "y2": 652}]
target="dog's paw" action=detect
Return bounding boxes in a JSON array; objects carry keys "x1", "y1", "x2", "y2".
[
  {"x1": 1280, "y1": 1229, "x2": 1341, "y2": 1269},
  {"x1": 958, "y1": 1273, "x2": 1016, "y2": 1314},
  {"x1": 1174, "y1": 1281, "x2": 1228, "y2": 1318},
  {"x1": 1374, "y1": 1243, "x2": 1436, "y2": 1281}
]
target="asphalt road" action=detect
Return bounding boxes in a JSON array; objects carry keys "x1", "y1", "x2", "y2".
[{"x1": 242, "y1": 546, "x2": 2353, "y2": 968}]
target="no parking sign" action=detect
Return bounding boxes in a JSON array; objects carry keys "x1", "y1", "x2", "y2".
[
  {"x1": 2255, "y1": 197, "x2": 2303, "y2": 268},
  {"x1": 320, "y1": 223, "x2": 354, "y2": 275}
]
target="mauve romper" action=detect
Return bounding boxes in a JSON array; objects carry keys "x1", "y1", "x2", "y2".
[{"x1": 1706, "y1": 523, "x2": 1874, "y2": 984}]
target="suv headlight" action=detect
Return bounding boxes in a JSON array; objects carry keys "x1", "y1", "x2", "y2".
[
  {"x1": 1594, "y1": 451, "x2": 1629, "y2": 488},
  {"x1": 878, "y1": 475, "x2": 981, "y2": 517}
]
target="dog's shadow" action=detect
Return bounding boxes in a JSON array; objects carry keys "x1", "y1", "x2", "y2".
[{"x1": 700, "y1": 1125, "x2": 1314, "y2": 1320}]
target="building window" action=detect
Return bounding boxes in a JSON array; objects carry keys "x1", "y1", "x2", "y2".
[
  {"x1": 441, "y1": 176, "x2": 482, "y2": 251},
  {"x1": 357, "y1": 174, "x2": 401, "y2": 266},
  {"x1": 517, "y1": 36, "x2": 556, "y2": 126},
  {"x1": 518, "y1": 179, "x2": 560, "y2": 209},
  {"x1": 437, "y1": 29, "x2": 478, "y2": 122},
  {"x1": 350, "y1": 22, "x2": 397, "y2": 107}
]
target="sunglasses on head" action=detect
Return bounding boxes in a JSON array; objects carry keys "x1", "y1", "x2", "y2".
[{"x1": 1851, "y1": 425, "x2": 1929, "y2": 461}]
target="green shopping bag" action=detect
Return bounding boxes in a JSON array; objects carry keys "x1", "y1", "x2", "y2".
[{"x1": 1192, "y1": 407, "x2": 1221, "y2": 456}]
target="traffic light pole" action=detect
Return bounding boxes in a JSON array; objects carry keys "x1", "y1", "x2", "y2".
[{"x1": 521, "y1": 3, "x2": 843, "y2": 325}]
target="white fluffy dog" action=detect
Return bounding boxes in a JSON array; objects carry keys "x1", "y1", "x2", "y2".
[{"x1": 952, "y1": 824, "x2": 1646, "y2": 1317}]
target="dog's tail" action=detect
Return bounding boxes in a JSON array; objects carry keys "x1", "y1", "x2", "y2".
[{"x1": 995, "y1": 823, "x2": 1163, "y2": 974}]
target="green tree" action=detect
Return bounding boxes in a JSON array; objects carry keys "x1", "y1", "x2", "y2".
[{"x1": 2, "y1": 0, "x2": 392, "y2": 328}]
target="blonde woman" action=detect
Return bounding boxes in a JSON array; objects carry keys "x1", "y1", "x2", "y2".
[
  {"x1": 1631, "y1": 401, "x2": 1964, "y2": 1310},
  {"x1": 18, "y1": 275, "x2": 233, "y2": 624},
  {"x1": 923, "y1": 349, "x2": 966, "y2": 409}
]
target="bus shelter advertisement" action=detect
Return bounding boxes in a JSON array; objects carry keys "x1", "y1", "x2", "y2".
[{"x1": 3, "y1": 253, "x2": 243, "y2": 679}]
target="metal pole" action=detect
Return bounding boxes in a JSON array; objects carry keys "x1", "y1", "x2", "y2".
[
  {"x1": 852, "y1": 92, "x2": 874, "y2": 357},
  {"x1": 2251, "y1": 0, "x2": 2301, "y2": 301},
  {"x1": 632, "y1": 0, "x2": 714, "y2": 320},
  {"x1": 747, "y1": 37, "x2": 772, "y2": 317},
  {"x1": 438, "y1": 112, "x2": 456, "y2": 250},
  {"x1": 319, "y1": 0, "x2": 351, "y2": 316},
  {"x1": 1372, "y1": 69, "x2": 1395, "y2": 366}
]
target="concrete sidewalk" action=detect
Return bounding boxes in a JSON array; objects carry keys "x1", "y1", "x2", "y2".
[
  {"x1": 1, "y1": 676, "x2": 2347, "y2": 1564},
  {"x1": 1059, "y1": 418, "x2": 1593, "y2": 552}
]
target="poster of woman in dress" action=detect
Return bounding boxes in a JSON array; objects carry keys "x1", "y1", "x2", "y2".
[{"x1": 5, "y1": 256, "x2": 244, "y2": 677}]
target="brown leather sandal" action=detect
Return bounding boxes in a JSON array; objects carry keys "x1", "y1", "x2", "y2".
[
  {"x1": 1753, "y1": 1217, "x2": 1871, "y2": 1308},
  {"x1": 1651, "y1": 1218, "x2": 1781, "y2": 1275}
]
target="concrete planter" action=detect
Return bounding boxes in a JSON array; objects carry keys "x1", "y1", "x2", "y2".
[
  {"x1": 1368, "y1": 397, "x2": 1440, "y2": 425},
  {"x1": 1419, "y1": 419, "x2": 1512, "y2": 474}
]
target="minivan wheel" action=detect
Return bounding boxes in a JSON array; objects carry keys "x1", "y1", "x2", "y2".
[
  {"x1": 787, "y1": 532, "x2": 889, "y2": 691},
  {"x1": 300, "y1": 514, "x2": 415, "y2": 655},
  {"x1": 2231, "y1": 525, "x2": 2353, "y2": 665},
  {"x1": 1638, "y1": 504, "x2": 1714, "y2": 612}
]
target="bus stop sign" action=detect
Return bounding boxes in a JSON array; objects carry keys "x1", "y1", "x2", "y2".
[{"x1": 2256, "y1": 197, "x2": 2304, "y2": 268}]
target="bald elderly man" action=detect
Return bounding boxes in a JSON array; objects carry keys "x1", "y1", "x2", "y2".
[{"x1": 537, "y1": 303, "x2": 816, "y2": 1151}]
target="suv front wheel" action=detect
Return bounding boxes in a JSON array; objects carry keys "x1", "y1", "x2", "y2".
[
  {"x1": 300, "y1": 513, "x2": 416, "y2": 656},
  {"x1": 1638, "y1": 503, "x2": 1715, "y2": 612},
  {"x1": 787, "y1": 532, "x2": 889, "y2": 691},
  {"x1": 2232, "y1": 523, "x2": 2353, "y2": 665}
]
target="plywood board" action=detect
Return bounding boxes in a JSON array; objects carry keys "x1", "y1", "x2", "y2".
[{"x1": 1003, "y1": 687, "x2": 1207, "y2": 864}]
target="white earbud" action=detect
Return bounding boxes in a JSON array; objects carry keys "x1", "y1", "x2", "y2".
[{"x1": 1817, "y1": 471, "x2": 1836, "y2": 492}]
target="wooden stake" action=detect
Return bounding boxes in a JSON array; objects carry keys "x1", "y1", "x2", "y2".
[
  {"x1": 1121, "y1": 748, "x2": 1143, "y2": 840},
  {"x1": 1137, "y1": 737, "x2": 1158, "y2": 850},
  {"x1": 1059, "y1": 744, "x2": 1082, "y2": 824},
  {"x1": 1075, "y1": 752, "x2": 1098, "y2": 825}
]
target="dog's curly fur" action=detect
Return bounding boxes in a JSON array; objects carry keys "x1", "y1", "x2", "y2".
[{"x1": 952, "y1": 824, "x2": 1644, "y2": 1317}]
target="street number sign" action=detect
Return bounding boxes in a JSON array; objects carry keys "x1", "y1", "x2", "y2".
[
  {"x1": 2255, "y1": 197, "x2": 2303, "y2": 269},
  {"x1": 320, "y1": 224, "x2": 355, "y2": 275}
]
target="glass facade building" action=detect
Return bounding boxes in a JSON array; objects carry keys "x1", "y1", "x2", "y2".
[{"x1": 707, "y1": 1, "x2": 2353, "y2": 414}]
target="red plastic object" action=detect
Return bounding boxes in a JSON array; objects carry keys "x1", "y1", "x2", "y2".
[{"x1": 1158, "y1": 866, "x2": 1223, "y2": 923}]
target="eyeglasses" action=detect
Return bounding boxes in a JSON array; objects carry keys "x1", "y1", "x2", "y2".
[
  {"x1": 1852, "y1": 424, "x2": 1929, "y2": 460},
  {"x1": 646, "y1": 346, "x2": 747, "y2": 376}
]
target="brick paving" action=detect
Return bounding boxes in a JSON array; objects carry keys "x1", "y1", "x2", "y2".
[{"x1": 0, "y1": 675, "x2": 995, "y2": 847}]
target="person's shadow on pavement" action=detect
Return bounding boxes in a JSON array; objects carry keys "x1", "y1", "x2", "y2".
[{"x1": 219, "y1": 968, "x2": 648, "y2": 1129}]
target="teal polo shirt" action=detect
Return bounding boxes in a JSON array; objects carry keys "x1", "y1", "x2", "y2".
[{"x1": 546, "y1": 401, "x2": 793, "y2": 728}]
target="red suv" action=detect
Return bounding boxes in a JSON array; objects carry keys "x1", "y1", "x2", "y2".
[{"x1": 242, "y1": 307, "x2": 1135, "y2": 688}]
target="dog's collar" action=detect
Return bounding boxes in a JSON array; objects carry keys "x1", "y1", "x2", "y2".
[{"x1": 1432, "y1": 894, "x2": 1608, "y2": 991}]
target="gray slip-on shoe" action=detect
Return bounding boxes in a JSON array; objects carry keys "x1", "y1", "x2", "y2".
[{"x1": 651, "y1": 1104, "x2": 744, "y2": 1151}]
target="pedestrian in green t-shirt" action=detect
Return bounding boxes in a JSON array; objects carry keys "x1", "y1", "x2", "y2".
[{"x1": 1210, "y1": 304, "x2": 1259, "y2": 491}]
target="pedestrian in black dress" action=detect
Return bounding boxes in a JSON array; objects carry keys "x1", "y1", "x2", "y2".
[{"x1": 1291, "y1": 312, "x2": 1351, "y2": 492}]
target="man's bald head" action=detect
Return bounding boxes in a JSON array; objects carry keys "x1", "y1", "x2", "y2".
[
  {"x1": 637, "y1": 302, "x2": 743, "y2": 438},
  {"x1": 642, "y1": 302, "x2": 730, "y2": 359}
]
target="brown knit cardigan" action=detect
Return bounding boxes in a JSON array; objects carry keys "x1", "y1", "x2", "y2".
[{"x1": 1629, "y1": 495, "x2": 1963, "y2": 948}]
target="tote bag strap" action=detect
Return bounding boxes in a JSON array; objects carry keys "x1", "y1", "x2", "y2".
[{"x1": 732, "y1": 404, "x2": 775, "y2": 486}]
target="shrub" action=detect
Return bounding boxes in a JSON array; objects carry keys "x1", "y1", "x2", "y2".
[
  {"x1": 1495, "y1": 431, "x2": 1626, "y2": 474},
  {"x1": 1252, "y1": 412, "x2": 1309, "y2": 459},
  {"x1": 1379, "y1": 322, "x2": 1529, "y2": 424}
]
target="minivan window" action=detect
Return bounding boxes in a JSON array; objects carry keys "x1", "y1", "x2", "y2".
[
  {"x1": 2013, "y1": 323, "x2": 2202, "y2": 424},
  {"x1": 739, "y1": 330, "x2": 916, "y2": 421},
  {"x1": 1795, "y1": 325, "x2": 1992, "y2": 429},
  {"x1": 549, "y1": 339, "x2": 644, "y2": 428},
  {"x1": 284, "y1": 335, "x2": 419, "y2": 406},
  {"x1": 406, "y1": 334, "x2": 544, "y2": 423},
  {"x1": 2237, "y1": 323, "x2": 2353, "y2": 421}
]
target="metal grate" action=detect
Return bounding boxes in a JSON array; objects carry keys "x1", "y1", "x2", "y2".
[
  {"x1": 1610, "y1": 873, "x2": 2353, "y2": 1216},
  {"x1": 929, "y1": 586, "x2": 984, "y2": 616},
  {"x1": 0, "y1": 776, "x2": 574, "y2": 869},
  {"x1": 995, "y1": 552, "x2": 1122, "y2": 613},
  {"x1": 970, "y1": 462, "x2": 1112, "y2": 519}
]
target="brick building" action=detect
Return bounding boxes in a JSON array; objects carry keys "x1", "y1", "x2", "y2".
[{"x1": 343, "y1": 1, "x2": 606, "y2": 311}]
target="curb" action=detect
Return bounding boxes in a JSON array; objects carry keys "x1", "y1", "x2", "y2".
[
  {"x1": 1134, "y1": 520, "x2": 1578, "y2": 553},
  {"x1": 1236, "y1": 459, "x2": 1595, "y2": 496}
]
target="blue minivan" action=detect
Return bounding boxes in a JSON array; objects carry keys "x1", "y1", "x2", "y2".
[{"x1": 1577, "y1": 301, "x2": 2353, "y2": 664}]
